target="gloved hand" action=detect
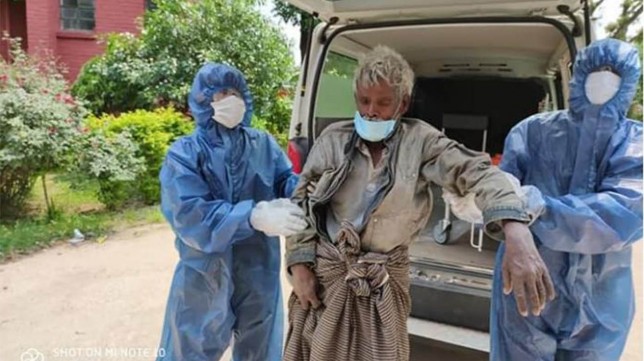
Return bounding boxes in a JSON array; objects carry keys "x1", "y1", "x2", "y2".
[
  {"x1": 442, "y1": 172, "x2": 545, "y2": 224},
  {"x1": 442, "y1": 191, "x2": 483, "y2": 224},
  {"x1": 250, "y1": 198, "x2": 308, "y2": 237}
]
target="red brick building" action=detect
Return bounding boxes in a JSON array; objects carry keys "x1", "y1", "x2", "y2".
[{"x1": 1, "y1": 0, "x2": 154, "y2": 81}]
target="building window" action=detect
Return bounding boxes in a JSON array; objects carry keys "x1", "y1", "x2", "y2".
[{"x1": 60, "y1": 0, "x2": 95, "y2": 31}]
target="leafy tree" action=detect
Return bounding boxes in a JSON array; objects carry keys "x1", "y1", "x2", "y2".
[
  {"x1": 592, "y1": 0, "x2": 643, "y2": 119},
  {"x1": 605, "y1": 0, "x2": 643, "y2": 41},
  {"x1": 273, "y1": 1, "x2": 318, "y2": 60},
  {"x1": 74, "y1": 0, "x2": 295, "y2": 133}
]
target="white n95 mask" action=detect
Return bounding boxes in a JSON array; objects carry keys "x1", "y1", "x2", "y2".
[
  {"x1": 585, "y1": 70, "x2": 622, "y2": 105},
  {"x1": 211, "y1": 95, "x2": 246, "y2": 128}
]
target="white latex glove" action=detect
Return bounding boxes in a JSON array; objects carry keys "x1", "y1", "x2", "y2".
[
  {"x1": 442, "y1": 172, "x2": 545, "y2": 225},
  {"x1": 442, "y1": 190, "x2": 483, "y2": 224},
  {"x1": 250, "y1": 198, "x2": 308, "y2": 237}
]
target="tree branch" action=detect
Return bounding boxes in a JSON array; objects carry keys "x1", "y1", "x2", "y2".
[
  {"x1": 608, "y1": 3, "x2": 643, "y2": 39},
  {"x1": 628, "y1": 28, "x2": 643, "y2": 42},
  {"x1": 590, "y1": 0, "x2": 606, "y2": 17}
]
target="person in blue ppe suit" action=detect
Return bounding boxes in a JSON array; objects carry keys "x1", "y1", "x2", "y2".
[
  {"x1": 491, "y1": 38, "x2": 643, "y2": 361},
  {"x1": 157, "y1": 63, "x2": 307, "y2": 361}
]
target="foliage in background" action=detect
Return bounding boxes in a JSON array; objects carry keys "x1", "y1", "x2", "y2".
[
  {"x1": 0, "y1": 37, "x2": 87, "y2": 219},
  {"x1": 630, "y1": 35, "x2": 643, "y2": 120},
  {"x1": 276, "y1": 0, "x2": 642, "y2": 119},
  {"x1": 0, "y1": 210, "x2": 108, "y2": 261},
  {"x1": 592, "y1": 0, "x2": 643, "y2": 120},
  {"x1": 74, "y1": 108, "x2": 193, "y2": 209},
  {"x1": 273, "y1": 0, "x2": 319, "y2": 60},
  {"x1": 73, "y1": 0, "x2": 295, "y2": 135},
  {"x1": 325, "y1": 52, "x2": 358, "y2": 79},
  {"x1": 0, "y1": 202, "x2": 163, "y2": 262},
  {"x1": 252, "y1": 115, "x2": 288, "y2": 148},
  {"x1": 603, "y1": 0, "x2": 642, "y2": 41},
  {"x1": 71, "y1": 33, "x2": 148, "y2": 116},
  {"x1": 71, "y1": 130, "x2": 146, "y2": 210},
  {"x1": 271, "y1": 1, "x2": 372, "y2": 78}
]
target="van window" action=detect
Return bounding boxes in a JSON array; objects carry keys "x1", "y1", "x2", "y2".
[
  {"x1": 314, "y1": 52, "x2": 358, "y2": 119},
  {"x1": 558, "y1": 54, "x2": 573, "y2": 109}
]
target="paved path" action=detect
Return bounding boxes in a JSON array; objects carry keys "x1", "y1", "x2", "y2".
[{"x1": 1, "y1": 224, "x2": 641, "y2": 360}]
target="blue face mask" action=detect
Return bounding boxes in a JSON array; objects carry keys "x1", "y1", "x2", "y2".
[{"x1": 353, "y1": 111, "x2": 397, "y2": 142}]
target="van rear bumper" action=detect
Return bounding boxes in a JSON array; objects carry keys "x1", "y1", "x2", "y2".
[{"x1": 408, "y1": 317, "x2": 490, "y2": 353}]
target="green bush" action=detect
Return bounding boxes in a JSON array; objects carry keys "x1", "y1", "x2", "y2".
[
  {"x1": 72, "y1": 130, "x2": 146, "y2": 210},
  {"x1": 0, "y1": 37, "x2": 87, "y2": 219},
  {"x1": 86, "y1": 108, "x2": 193, "y2": 206},
  {"x1": 73, "y1": 0, "x2": 295, "y2": 135},
  {"x1": 628, "y1": 36, "x2": 643, "y2": 121},
  {"x1": 72, "y1": 33, "x2": 150, "y2": 115},
  {"x1": 252, "y1": 115, "x2": 287, "y2": 149}
]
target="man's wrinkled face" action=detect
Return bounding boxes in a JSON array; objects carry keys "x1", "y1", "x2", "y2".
[{"x1": 355, "y1": 80, "x2": 409, "y2": 121}]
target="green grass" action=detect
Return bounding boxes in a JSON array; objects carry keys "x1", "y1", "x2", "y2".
[
  {"x1": 0, "y1": 174, "x2": 164, "y2": 262},
  {"x1": 27, "y1": 173, "x2": 104, "y2": 214}
]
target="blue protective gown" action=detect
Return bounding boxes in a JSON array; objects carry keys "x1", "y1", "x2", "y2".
[
  {"x1": 491, "y1": 39, "x2": 643, "y2": 361},
  {"x1": 157, "y1": 63, "x2": 298, "y2": 361}
]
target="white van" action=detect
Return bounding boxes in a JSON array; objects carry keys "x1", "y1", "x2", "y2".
[{"x1": 284, "y1": 0, "x2": 592, "y2": 353}]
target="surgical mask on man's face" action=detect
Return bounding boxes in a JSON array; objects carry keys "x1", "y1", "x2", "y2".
[
  {"x1": 353, "y1": 111, "x2": 396, "y2": 142},
  {"x1": 585, "y1": 70, "x2": 622, "y2": 105},
  {"x1": 211, "y1": 95, "x2": 246, "y2": 128}
]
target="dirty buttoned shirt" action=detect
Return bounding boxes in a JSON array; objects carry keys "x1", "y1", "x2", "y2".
[{"x1": 286, "y1": 118, "x2": 530, "y2": 267}]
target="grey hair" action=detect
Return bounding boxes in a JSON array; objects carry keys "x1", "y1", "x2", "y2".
[{"x1": 353, "y1": 45, "x2": 415, "y2": 99}]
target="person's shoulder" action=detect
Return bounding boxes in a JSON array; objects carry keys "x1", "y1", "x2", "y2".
[
  {"x1": 506, "y1": 111, "x2": 568, "y2": 136},
  {"x1": 624, "y1": 118, "x2": 643, "y2": 139},
  {"x1": 399, "y1": 117, "x2": 442, "y2": 142},
  {"x1": 320, "y1": 120, "x2": 354, "y2": 135},
  {"x1": 245, "y1": 126, "x2": 268, "y2": 137},
  {"x1": 315, "y1": 120, "x2": 355, "y2": 144},
  {"x1": 166, "y1": 133, "x2": 200, "y2": 161},
  {"x1": 625, "y1": 118, "x2": 643, "y2": 129},
  {"x1": 615, "y1": 119, "x2": 643, "y2": 161},
  {"x1": 168, "y1": 133, "x2": 192, "y2": 150},
  {"x1": 521, "y1": 110, "x2": 566, "y2": 125},
  {"x1": 400, "y1": 117, "x2": 439, "y2": 131},
  {"x1": 244, "y1": 127, "x2": 275, "y2": 144}
]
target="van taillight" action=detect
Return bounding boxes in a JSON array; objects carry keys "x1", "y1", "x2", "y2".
[{"x1": 287, "y1": 140, "x2": 303, "y2": 174}]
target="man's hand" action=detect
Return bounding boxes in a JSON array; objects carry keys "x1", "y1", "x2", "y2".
[
  {"x1": 502, "y1": 221, "x2": 556, "y2": 317},
  {"x1": 291, "y1": 263, "x2": 322, "y2": 310},
  {"x1": 306, "y1": 180, "x2": 318, "y2": 196}
]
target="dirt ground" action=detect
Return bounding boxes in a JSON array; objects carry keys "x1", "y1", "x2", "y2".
[{"x1": 0, "y1": 224, "x2": 641, "y2": 361}]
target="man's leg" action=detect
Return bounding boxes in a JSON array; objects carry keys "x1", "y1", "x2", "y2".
[
  {"x1": 230, "y1": 239, "x2": 283, "y2": 361},
  {"x1": 490, "y1": 244, "x2": 559, "y2": 361},
  {"x1": 157, "y1": 255, "x2": 235, "y2": 361}
]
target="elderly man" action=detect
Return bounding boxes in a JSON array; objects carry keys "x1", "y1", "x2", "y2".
[
  {"x1": 492, "y1": 38, "x2": 643, "y2": 361},
  {"x1": 283, "y1": 45, "x2": 555, "y2": 361}
]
